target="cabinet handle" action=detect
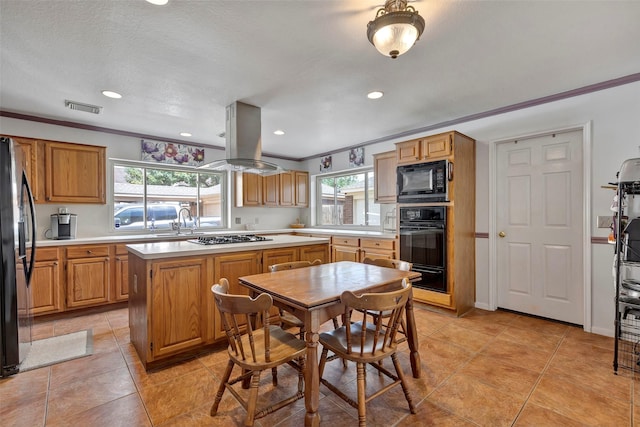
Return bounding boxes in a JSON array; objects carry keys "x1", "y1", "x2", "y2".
[
  {"x1": 375, "y1": 242, "x2": 380, "y2": 246},
  {"x1": 53, "y1": 261, "x2": 58, "y2": 266},
  {"x1": 86, "y1": 250, "x2": 93, "y2": 254},
  {"x1": 116, "y1": 257, "x2": 121, "y2": 261}
]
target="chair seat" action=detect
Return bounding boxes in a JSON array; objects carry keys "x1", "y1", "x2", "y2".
[
  {"x1": 279, "y1": 311, "x2": 304, "y2": 328},
  {"x1": 230, "y1": 325, "x2": 307, "y2": 370},
  {"x1": 320, "y1": 322, "x2": 397, "y2": 363}
]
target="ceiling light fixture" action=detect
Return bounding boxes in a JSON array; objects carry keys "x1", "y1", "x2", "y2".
[
  {"x1": 145, "y1": 0, "x2": 169, "y2": 5},
  {"x1": 180, "y1": 132, "x2": 192, "y2": 137},
  {"x1": 367, "y1": 91, "x2": 384, "y2": 99},
  {"x1": 274, "y1": 130, "x2": 285, "y2": 136},
  {"x1": 101, "y1": 90, "x2": 122, "y2": 99},
  {"x1": 367, "y1": 0, "x2": 425, "y2": 59}
]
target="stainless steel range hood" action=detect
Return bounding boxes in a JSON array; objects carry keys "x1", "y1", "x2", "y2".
[{"x1": 199, "y1": 101, "x2": 284, "y2": 175}]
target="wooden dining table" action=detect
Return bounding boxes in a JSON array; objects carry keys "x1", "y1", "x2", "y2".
[{"x1": 238, "y1": 261, "x2": 422, "y2": 427}]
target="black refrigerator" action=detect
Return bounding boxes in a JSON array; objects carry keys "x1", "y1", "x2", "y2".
[{"x1": 0, "y1": 136, "x2": 37, "y2": 377}]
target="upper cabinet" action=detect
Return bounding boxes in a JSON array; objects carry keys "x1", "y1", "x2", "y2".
[
  {"x1": 235, "y1": 170, "x2": 308, "y2": 208},
  {"x1": 2, "y1": 135, "x2": 106, "y2": 204},
  {"x1": 396, "y1": 132, "x2": 454, "y2": 165},
  {"x1": 44, "y1": 141, "x2": 106, "y2": 204},
  {"x1": 373, "y1": 150, "x2": 397, "y2": 204}
]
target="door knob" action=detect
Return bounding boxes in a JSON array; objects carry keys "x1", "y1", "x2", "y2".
[{"x1": 498, "y1": 231, "x2": 506, "y2": 238}]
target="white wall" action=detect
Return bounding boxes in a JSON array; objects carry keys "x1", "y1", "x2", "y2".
[
  {"x1": 303, "y1": 80, "x2": 640, "y2": 336},
  {"x1": 0, "y1": 118, "x2": 307, "y2": 238}
]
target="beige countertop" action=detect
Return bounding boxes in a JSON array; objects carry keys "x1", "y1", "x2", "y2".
[
  {"x1": 126, "y1": 235, "x2": 330, "y2": 260},
  {"x1": 36, "y1": 228, "x2": 396, "y2": 247}
]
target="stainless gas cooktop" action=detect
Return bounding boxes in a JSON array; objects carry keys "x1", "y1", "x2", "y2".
[{"x1": 187, "y1": 234, "x2": 272, "y2": 245}]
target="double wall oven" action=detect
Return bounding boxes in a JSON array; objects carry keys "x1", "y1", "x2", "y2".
[{"x1": 399, "y1": 206, "x2": 447, "y2": 293}]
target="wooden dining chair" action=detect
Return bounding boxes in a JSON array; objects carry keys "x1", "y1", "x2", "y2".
[
  {"x1": 318, "y1": 279, "x2": 416, "y2": 426},
  {"x1": 361, "y1": 257, "x2": 413, "y2": 342},
  {"x1": 269, "y1": 259, "x2": 340, "y2": 338},
  {"x1": 210, "y1": 278, "x2": 306, "y2": 427}
]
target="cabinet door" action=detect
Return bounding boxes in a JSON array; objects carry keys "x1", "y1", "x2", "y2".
[
  {"x1": 66, "y1": 257, "x2": 110, "y2": 308},
  {"x1": 44, "y1": 141, "x2": 106, "y2": 203},
  {"x1": 294, "y1": 171, "x2": 309, "y2": 207},
  {"x1": 262, "y1": 247, "x2": 298, "y2": 272},
  {"x1": 396, "y1": 139, "x2": 422, "y2": 165},
  {"x1": 13, "y1": 137, "x2": 40, "y2": 202},
  {"x1": 332, "y1": 245, "x2": 360, "y2": 262},
  {"x1": 151, "y1": 258, "x2": 208, "y2": 358},
  {"x1": 373, "y1": 150, "x2": 397, "y2": 203},
  {"x1": 114, "y1": 256, "x2": 129, "y2": 301},
  {"x1": 213, "y1": 252, "x2": 262, "y2": 339},
  {"x1": 299, "y1": 244, "x2": 329, "y2": 264},
  {"x1": 262, "y1": 174, "x2": 279, "y2": 206},
  {"x1": 31, "y1": 260, "x2": 62, "y2": 315},
  {"x1": 422, "y1": 133, "x2": 452, "y2": 159},
  {"x1": 236, "y1": 172, "x2": 262, "y2": 207},
  {"x1": 279, "y1": 171, "x2": 295, "y2": 207}
]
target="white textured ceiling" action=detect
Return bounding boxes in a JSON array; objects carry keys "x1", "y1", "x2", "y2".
[{"x1": 1, "y1": 1, "x2": 639, "y2": 160}]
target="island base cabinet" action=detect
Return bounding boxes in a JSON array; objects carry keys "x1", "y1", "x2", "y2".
[{"x1": 150, "y1": 258, "x2": 210, "y2": 359}]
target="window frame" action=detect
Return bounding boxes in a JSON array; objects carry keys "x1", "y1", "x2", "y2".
[
  {"x1": 111, "y1": 159, "x2": 227, "y2": 232},
  {"x1": 314, "y1": 167, "x2": 379, "y2": 229}
]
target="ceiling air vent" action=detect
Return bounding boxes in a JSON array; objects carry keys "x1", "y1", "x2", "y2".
[{"x1": 65, "y1": 100, "x2": 102, "y2": 114}]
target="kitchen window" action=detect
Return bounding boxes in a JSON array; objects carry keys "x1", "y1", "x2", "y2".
[
  {"x1": 316, "y1": 169, "x2": 380, "y2": 227},
  {"x1": 112, "y1": 161, "x2": 226, "y2": 231}
]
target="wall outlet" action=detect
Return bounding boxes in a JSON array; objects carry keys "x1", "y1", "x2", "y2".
[
  {"x1": 235, "y1": 217, "x2": 241, "y2": 224},
  {"x1": 597, "y1": 215, "x2": 614, "y2": 228}
]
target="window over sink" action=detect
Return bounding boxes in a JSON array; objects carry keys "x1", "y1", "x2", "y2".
[
  {"x1": 112, "y1": 161, "x2": 226, "y2": 231},
  {"x1": 316, "y1": 169, "x2": 380, "y2": 227}
]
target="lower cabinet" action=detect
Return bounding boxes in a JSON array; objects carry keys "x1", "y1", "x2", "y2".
[
  {"x1": 330, "y1": 236, "x2": 397, "y2": 263},
  {"x1": 150, "y1": 257, "x2": 210, "y2": 359},
  {"x1": 65, "y1": 245, "x2": 110, "y2": 309},
  {"x1": 30, "y1": 247, "x2": 63, "y2": 315}
]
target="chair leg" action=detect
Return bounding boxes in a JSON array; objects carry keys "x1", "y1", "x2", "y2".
[
  {"x1": 271, "y1": 367, "x2": 278, "y2": 386},
  {"x1": 211, "y1": 359, "x2": 234, "y2": 416},
  {"x1": 318, "y1": 347, "x2": 329, "y2": 377},
  {"x1": 391, "y1": 353, "x2": 416, "y2": 414},
  {"x1": 245, "y1": 371, "x2": 262, "y2": 427},
  {"x1": 356, "y1": 362, "x2": 367, "y2": 427}
]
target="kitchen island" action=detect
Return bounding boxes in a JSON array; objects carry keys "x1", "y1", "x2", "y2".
[{"x1": 127, "y1": 235, "x2": 330, "y2": 369}]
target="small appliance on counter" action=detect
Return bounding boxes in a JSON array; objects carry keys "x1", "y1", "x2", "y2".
[{"x1": 49, "y1": 208, "x2": 77, "y2": 240}]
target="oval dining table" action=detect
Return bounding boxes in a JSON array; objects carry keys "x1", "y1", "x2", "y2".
[{"x1": 239, "y1": 261, "x2": 422, "y2": 427}]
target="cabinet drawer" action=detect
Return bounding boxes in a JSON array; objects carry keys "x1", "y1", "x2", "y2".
[
  {"x1": 67, "y1": 245, "x2": 110, "y2": 259},
  {"x1": 360, "y1": 238, "x2": 395, "y2": 251},
  {"x1": 36, "y1": 247, "x2": 59, "y2": 261},
  {"x1": 331, "y1": 236, "x2": 359, "y2": 247}
]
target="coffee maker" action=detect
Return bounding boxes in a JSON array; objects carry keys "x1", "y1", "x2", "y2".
[{"x1": 50, "y1": 209, "x2": 77, "y2": 240}]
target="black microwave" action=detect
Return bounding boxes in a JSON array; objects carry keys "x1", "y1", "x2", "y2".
[{"x1": 397, "y1": 160, "x2": 451, "y2": 203}]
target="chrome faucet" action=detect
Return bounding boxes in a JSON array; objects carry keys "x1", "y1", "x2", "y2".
[{"x1": 177, "y1": 207, "x2": 192, "y2": 234}]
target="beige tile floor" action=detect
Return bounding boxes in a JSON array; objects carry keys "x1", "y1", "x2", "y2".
[{"x1": 0, "y1": 303, "x2": 635, "y2": 426}]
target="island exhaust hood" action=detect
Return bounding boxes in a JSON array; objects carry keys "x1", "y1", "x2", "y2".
[{"x1": 198, "y1": 101, "x2": 284, "y2": 175}]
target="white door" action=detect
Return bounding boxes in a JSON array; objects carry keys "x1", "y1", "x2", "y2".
[{"x1": 496, "y1": 130, "x2": 583, "y2": 324}]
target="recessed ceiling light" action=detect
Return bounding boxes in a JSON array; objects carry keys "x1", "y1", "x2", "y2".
[
  {"x1": 101, "y1": 90, "x2": 122, "y2": 99},
  {"x1": 180, "y1": 132, "x2": 192, "y2": 137},
  {"x1": 367, "y1": 91, "x2": 384, "y2": 99},
  {"x1": 274, "y1": 130, "x2": 285, "y2": 136},
  {"x1": 146, "y1": 0, "x2": 168, "y2": 5}
]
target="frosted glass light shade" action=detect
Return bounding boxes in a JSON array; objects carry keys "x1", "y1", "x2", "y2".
[{"x1": 367, "y1": 6, "x2": 425, "y2": 59}]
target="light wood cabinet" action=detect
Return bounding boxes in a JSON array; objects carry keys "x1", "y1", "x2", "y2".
[
  {"x1": 114, "y1": 244, "x2": 129, "y2": 301},
  {"x1": 279, "y1": 171, "x2": 295, "y2": 207},
  {"x1": 294, "y1": 171, "x2": 309, "y2": 207},
  {"x1": 373, "y1": 150, "x2": 397, "y2": 204},
  {"x1": 360, "y1": 238, "x2": 396, "y2": 260},
  {"x1": 12, "y1": 137, "x2": 40, "y2": 202},
  {"x1": 44, "y1": 141, "x2": 106, "y2": 204},
  {"x1": 331, "y1": 236, "x2": 361, "y2": 262},
  {"x1": 262, "y1": 247, "x2": 298, "y2": 271},
  {"x1": 262, "y1": 174, "x2": 279, "y2": 206},
  {"x1": 299, "y1": 244, "x2": 329, "y2": 264},
  {"x1": 150, "y1": 257, "x2": 210, "y2": 359},
  {"x1": 65, "y1": 245, "x2": 110, "y2": 308},
  {"x1": 235, "y1": 172, "x2": 263, "y2": 207},
  {"x1": 396, "y1": 132, "x2": 454, "y2": 165},
  {"x1": 235, "y1": 170, "x2": 308, "y2": 208},
  {"x1": 30, "y1": 247, "x2": 62, "y2": 315}
]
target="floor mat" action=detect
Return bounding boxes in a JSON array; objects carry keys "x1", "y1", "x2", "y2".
[{"x1": 19, "y1": 329, "x2": 93, "y2": 372}]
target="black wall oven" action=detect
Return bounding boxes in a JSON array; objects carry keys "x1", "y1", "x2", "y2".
[{"x1": 399, "y1": 206, "x2": 447, "y2": 292}]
